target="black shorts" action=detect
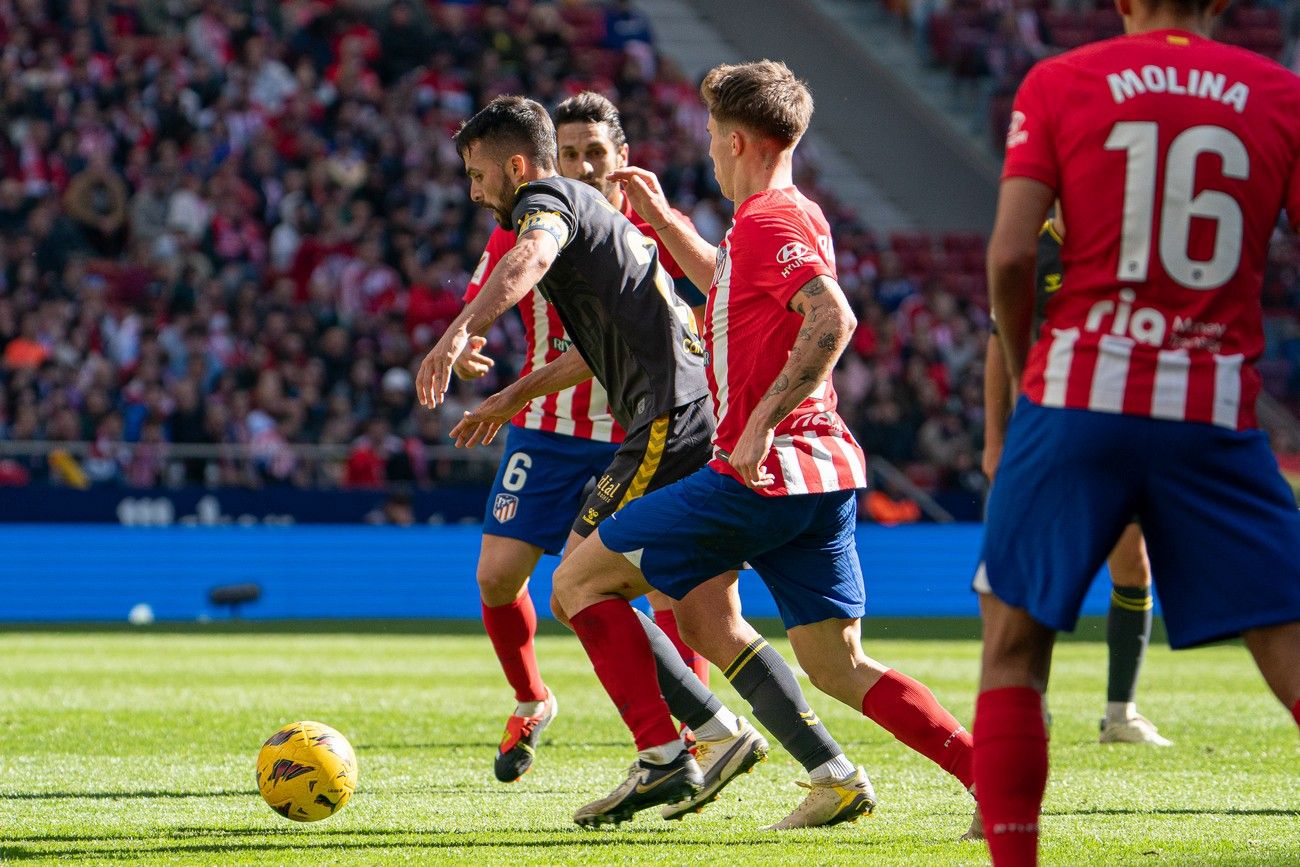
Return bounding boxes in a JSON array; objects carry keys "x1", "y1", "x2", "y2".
[{"x1": 572, "y1": 396, "x2": 714, "y2": 538}]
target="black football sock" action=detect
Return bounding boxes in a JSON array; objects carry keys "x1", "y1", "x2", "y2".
[
  {"x1": 725, "y1": 636, "x2": 841, "y2": 772},
  {"x1": 635, "y1": 609, "x2": 724, "y2": 731},
  {"x1": 1106, "y1": 584, "x2": 1152, "y2": 708}
]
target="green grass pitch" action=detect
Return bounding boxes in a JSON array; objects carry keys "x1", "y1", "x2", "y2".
[{"x1": 2, "y1": 618, "x2": 1297, "y2": 865}]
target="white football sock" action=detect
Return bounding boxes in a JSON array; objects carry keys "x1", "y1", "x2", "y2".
[
  {"x1": 692, "y1": 708, "x2": 741, "y2": 742},
  {"x1": 639, "y1": 739, "x2": 686, "y2": 766},
  {"x1": 515, "y1": 699, "x2": 546, "y2": 717},
  {"x1": 808, "y1": 753, "x2": 855, "y2": 784},
  {"x1": 1106, "y1": 701, "x2": 1137, "y2": 724}
]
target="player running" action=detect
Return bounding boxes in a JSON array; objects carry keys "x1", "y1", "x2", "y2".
[
  {"x1": 418, "y1": 95, "x2": 867, "y2": 828},
  {"x1": 983, "y1": 211, "x2": 1171, "y2": 747},
  {"x1": 546, "y1": 60, "x2": 980, "y2": 834},
  {"x1": 452, "y1": 93, "x2": 709, "y2": 784},
  {"x1": 976, "y1": 0, "x2": 1300, "y2": 862}
]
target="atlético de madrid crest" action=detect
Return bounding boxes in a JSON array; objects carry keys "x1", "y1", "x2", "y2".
[{"x1": 493, "y1": 493, "x2": 519, "y2": 523}]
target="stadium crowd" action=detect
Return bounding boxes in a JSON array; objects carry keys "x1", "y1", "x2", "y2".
[
  {"x1": 0, "y1": 0, "x2": 1296, "y2": 516},
  {"x1": 877, "y1": 0, "x2": 1300, "y2": 445}
]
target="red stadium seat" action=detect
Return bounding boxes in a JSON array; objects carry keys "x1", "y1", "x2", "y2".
[
  {"x1": 988, "y1": 91, "x2": 1015, "y2": 152},
  {"x1": 589, "y1": 48, "x2": 623, "y2": 80},
  {"x1": 942, "y1": 231, "x2": 984, "y2": 254},
  {"x1": 960, "y1": 249, "x2": 987, "y2": 275},
  {"x1": 928, "y1": 13, "x2": 956, "y2": 67},
  {"x1": 903, "y1": 462, "x2": 941, "y2": 492},
  {"x1": 890, "y1": 231, "x2": 931, "y2": 254},
  {"x1": 1085, "y1": 9, "x2": 1123, "y2": 38},
  {"x1": 1235, "y1": 7, "x2": 1281, "y2": 30},
  {"x1": 1216, "y1": 25, "x2": 1247, "y2": 46},
  {"x1": 1051, "y1": 25, "x2": 1096, "y2": 50},
  {"x1": 1041, "y1": 9, "x2": 1075, "y2": 32},
  {"x1": 949, "y1": 273, "x2": 987, "y2": 303},
  {"x1": 1245, "y1": 27, "x2": 1285, "y2": 59}
]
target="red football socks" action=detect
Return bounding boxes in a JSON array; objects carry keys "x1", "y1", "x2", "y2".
[
  {"x1": 481, "y1": 596, "x2": 547, "y2": 703},
  {"x1": 974, "y1": 686, "x2": 1048, "y2": 867},
  {"x1": 654, "y1": 608, "x2": 711, "y2": 686},
  {"x1": 1291, "y1": 698, "x2": 1300, "y2": 730},
  {"x1": 861, "y1": 668, "x2": 974, "y2": 788},
  {"x1": 571, "y1": 598, "x2": 680, "y2": 750}
]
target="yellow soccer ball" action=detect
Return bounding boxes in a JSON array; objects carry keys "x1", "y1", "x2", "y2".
[{"x1": 256, "y1": 721, "x2": 358, "y2": 822}]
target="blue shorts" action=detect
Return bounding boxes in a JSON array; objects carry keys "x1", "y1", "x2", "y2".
[
  {"x1": 483, "y1": 425, "x2": 621, "y2": 555},
  {"x1": 600, "y1": 466, "x2": 865, "y2": 628},
  {"x1": 978, "y1": 399, "x2": 1300, "y2": 648}
]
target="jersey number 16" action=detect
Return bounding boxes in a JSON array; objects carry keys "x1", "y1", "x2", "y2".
[{"x1": 1105, "y1": 122, "x2": 1248, "y2": 291}]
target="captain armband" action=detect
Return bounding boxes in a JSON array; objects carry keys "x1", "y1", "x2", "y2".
[{"x1": 517, "y1": 211, "x2": 571, "y2": 249}]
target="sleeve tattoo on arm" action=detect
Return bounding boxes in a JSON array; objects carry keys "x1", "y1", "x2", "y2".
[{"x1": 765, "y1": 374, "x2": 790, "y2": 398}]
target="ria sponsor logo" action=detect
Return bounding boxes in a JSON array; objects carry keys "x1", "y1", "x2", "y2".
[
  {"x1": 1086, "y1": 289, "x2": 1167, "y2": 345},
  {"x1": 1083, "y1": 289, "x2": 1227, "y2": 352}
]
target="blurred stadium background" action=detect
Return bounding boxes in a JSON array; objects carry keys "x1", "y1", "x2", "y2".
[{"x1": 2, "y1": 0, "x2": 1298, "y2": 622}]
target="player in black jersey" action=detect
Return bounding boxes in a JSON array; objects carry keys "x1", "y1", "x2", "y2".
[
  {"x1": 983, "y1": 211, "x2": 1171, "y2": 747},
  {"x1": 416, "y1": 96, "x2": 863, "y2": 828}
]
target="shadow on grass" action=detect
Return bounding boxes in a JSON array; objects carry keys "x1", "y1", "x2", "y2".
[
  {"x1": 1, "y1": 789, "x2": 252, "y2": 801},
  {"x1": 0, "y1": 616, "x2": 1178, "y2": 643},
  {"x1": 6, "y1": 828, "x2": 677, "y2": 844},
  {"x1": 359, "y1": 741, "x2": 629, "y2": 751},
  {"x1": 1048, "y1": 807, "x2": 1300, "y2": 818},
  {"x1": 4, "y1": 787, "x2": 608, "y2": 800},
  {"x1": 0, "y1": 829, "x2": 797, "y2": 860}
]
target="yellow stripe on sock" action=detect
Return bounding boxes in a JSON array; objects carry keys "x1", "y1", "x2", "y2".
[
  {"x1": 724, "y1": 638, "x2": 769, "y2": 680},
  {"x1": 1111, "y1": 589, "x2": 1153, "y2": 612}
]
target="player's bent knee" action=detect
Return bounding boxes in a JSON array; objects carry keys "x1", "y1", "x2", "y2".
[
  {"x1": 673, "y1": 615, "x2": 705, "y2": 656},
  {"x1": 793, "y1": 651, "x2": 845, "y2": 695},
  {"x1": 476, "y1": 536, "x2": 543, "y2": 606},
  {"x1": 1108, "y1": 557, "x2": 1150, "y2": 589},
  {"x1": 1108, "y1": 526, "x2": 1150, "y2": 588},
  {"x1": 551, "y1": 556, "x2": 601, "y2": 614},
  {"x1": 1106, "y1": 545, "x2": 1150, "y2": 588},
  {"x1": 549, "y1": 592, "x2": 572, "y2": 629},
  {"x1": 475, "y1": 569, "x2": 529, "y2": 607}
]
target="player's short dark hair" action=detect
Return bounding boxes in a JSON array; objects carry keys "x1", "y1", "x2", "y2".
[
  {"x1": 1165, "y1": 0, "x2": 1217, "y2": 13},
  {"x1": 700, "y1": 60, "x2": 813, "y2": 148},
  {"x1": 454, "y1": 96, "x2": 557, "y2": 171},
  {"x1": 553, "y1": 91, "x2": 627, "y2": 149}
]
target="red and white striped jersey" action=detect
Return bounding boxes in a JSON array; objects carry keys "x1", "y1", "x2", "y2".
[
  {"x1": 464, "y1": 226, "x2": 623, "y2": 443},
  {"x1": 706, "y1": 187, "x2": 868, "y2": 496},
  {"x1": 1004, "y1": 30, "x2": 1300, "y2": 430}
]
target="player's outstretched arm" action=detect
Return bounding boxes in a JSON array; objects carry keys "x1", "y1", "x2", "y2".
[
  {"x1": 416, "y1": 233, "x2": 560, "y2": 408},
  {"x1": 987, "y1": 177, "x2": 1053, "y2": 384},
  {"x1": 982, "y1": 335, "x2": 1014, "y2": 482},
  {"x1": 608, "y1": 166, "x2": 717, "y2": 292},
  {"x1": 449, "y1": 347, "x2": 594, "y2": 448},
  {"x1": 728, "y1": 275, "x2": 857, "y2": 488}
]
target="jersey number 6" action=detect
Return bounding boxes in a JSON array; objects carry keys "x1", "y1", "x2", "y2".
[{"x1": 502, "y1": 452, "x2": 531, "y2": 492}]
